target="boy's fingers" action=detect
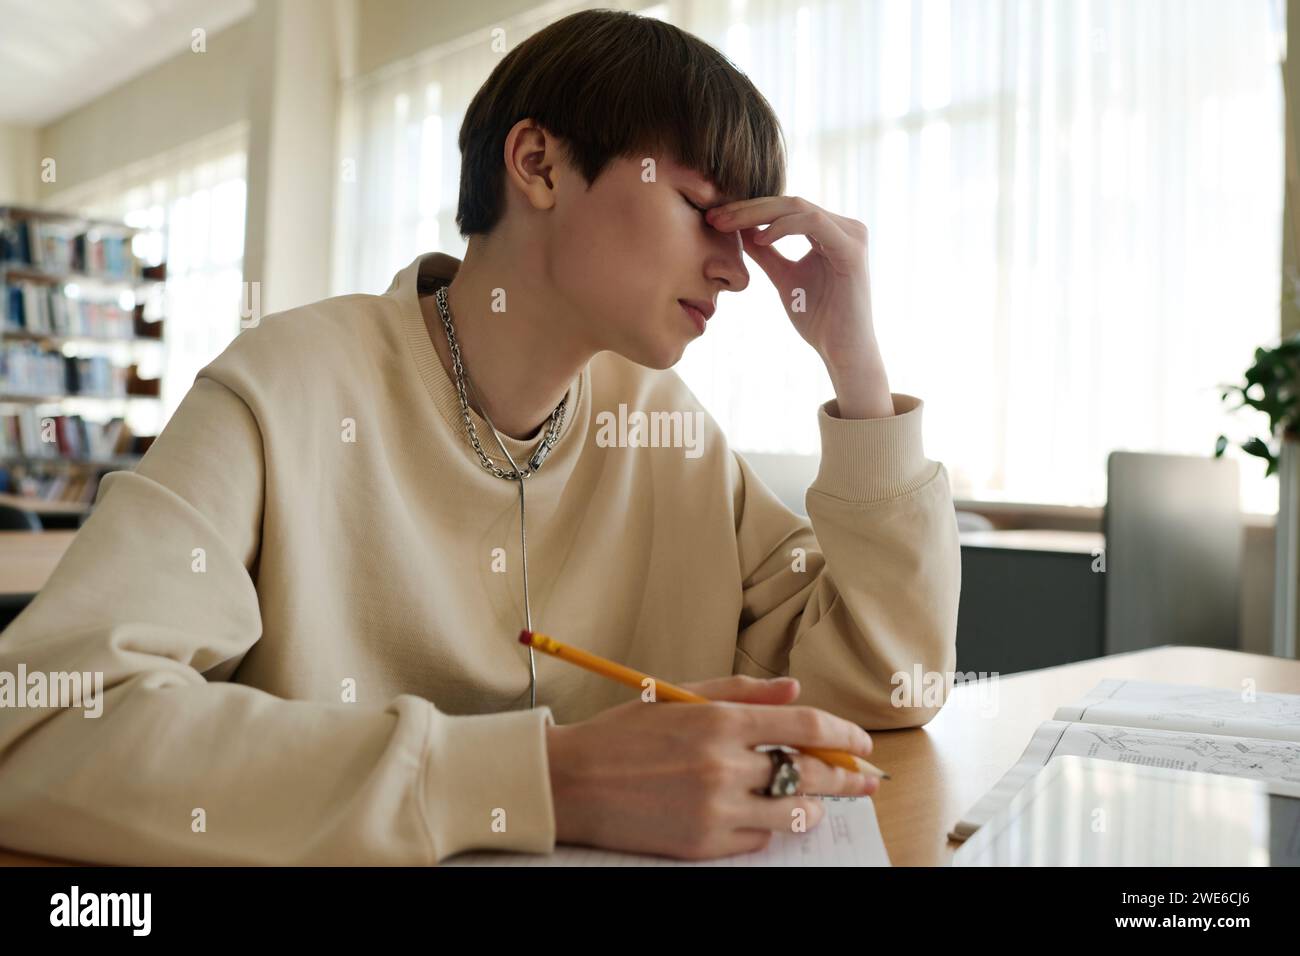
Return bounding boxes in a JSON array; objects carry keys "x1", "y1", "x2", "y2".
[
  {"x1": 675, "y1": 674, "x2": 800, "y2": 704},
  {"x1": 735, "y1": 704, "x2": 874, "y2": 757}
]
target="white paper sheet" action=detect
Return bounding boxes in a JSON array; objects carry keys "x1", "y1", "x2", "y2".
[{"x1": 443, "y1": 795, "x2": 890, "y2": 866}]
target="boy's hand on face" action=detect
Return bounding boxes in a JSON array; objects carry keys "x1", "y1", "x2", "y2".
[
  {"x1": 708, "y1": 196, "x2": 893, "y2": 419},
  {"x1": 706, "y1": 196, "x2": 873, "y2": 360}
]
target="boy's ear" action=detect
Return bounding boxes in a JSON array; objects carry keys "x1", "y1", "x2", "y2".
[{"x1": 503, "y1": 119, "x2": 559, "y2": 213}]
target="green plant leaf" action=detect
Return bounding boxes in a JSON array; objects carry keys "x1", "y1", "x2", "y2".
[{"x1": 1242, "y1": 436, "x2": 1274, "y2": 461}]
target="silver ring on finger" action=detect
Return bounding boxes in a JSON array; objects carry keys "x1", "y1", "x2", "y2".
[{"x1": 762, "y1": 748, "x2": 800, "y2": 798}]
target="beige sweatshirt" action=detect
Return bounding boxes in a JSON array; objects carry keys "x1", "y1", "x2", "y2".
[{"x1": 0, "y1": 251, "x2": 960, "y2": 865}]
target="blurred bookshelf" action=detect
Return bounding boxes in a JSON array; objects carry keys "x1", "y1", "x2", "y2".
[{"x1": 0, "y1": 205, "x2": 166, "y2": 522}]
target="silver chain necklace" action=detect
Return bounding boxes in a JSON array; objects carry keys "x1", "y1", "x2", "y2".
[
  {"x1": 433, "y1": 284, "x2": 568, "y2": 709},
  {"x1": 434, "y1": 285, "x2": 567, "y2": 480}
]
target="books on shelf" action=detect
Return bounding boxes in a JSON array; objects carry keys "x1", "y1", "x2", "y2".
[
  {"x1": 33, "y1": 222, "x2": 79, "y2": 275},
  {"x1": 0, "y1": 212, "x2": 143, "y2": 282},
  {"x1": 0, "y1": 206, "x2": 164, "y2": 509},
  {"x1": 80, "y1": 230, "x2": 138, "y2": 280},
  {"x1": 0, "y1": 412, "x2": 146, "y2": 505},
  {"x1": 0, "y1": 341, "x2": 128, "y2": 397},
  {"x1": 0, "y1": 466, "x2": 102, "y2": 505},
  {"x1": 0, "y1": 215, "x2": 31, "y2": 265},
  {"x1": 5, "y1": 282, "x2": 49, "y2": 334},
  {"x1": 0, "y1": 409, "x2": 134, "y2": 461},
  {"x1": 4, "y1": 281, "x2": 138, "y2": 339}
]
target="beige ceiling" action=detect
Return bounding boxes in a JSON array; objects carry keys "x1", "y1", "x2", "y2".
[{"x1": 0, "y1": 0, "x2": 254, "y2": 125}]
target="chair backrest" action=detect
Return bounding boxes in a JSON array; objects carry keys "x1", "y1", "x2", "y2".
[
  {"x1": 0, "y1": 503, "x2": 42, "y2": 532},
  {"x1": 1102, "y1": 451, "x2": 1242, "y2": 654}
]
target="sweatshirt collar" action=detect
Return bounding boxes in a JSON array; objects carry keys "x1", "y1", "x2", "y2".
[{"x1": 388, "y1": 251, "x2": 589, "y2": 480}]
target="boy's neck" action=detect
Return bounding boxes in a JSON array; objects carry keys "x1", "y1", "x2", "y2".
[{"x1": 420, "y1": 238, "x2": 595, "y2": 442}]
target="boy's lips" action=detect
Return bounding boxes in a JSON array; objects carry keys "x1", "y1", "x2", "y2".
[
  {"x1": 679, "y1": 300, "x2": 708, "y2": 333},
  {"x1": 678, "y1": 298, "x2": 715, "y2": 319}
]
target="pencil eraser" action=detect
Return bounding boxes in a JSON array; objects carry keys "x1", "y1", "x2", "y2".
[{"x1": 518, "y1": 629, "x2": 533, "y2": 646}]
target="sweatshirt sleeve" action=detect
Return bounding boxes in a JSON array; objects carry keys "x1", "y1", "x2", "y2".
[
  {"x1": 731, "y1": 393, "x2": 960, "y2": 729},
  {"x1": 0, "y1": 373, "x2": 557, "y2": 865}
]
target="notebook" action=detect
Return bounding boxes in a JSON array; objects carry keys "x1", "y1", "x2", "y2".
[
  {"x1": 443, "y1": 795, "x2": 890, "y2": 866},
  {"x1": 951, "y1": 678, "x2": 1300, "y2": 842}
]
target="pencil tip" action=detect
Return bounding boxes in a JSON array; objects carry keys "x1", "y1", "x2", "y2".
[
  {"x1": 518, "y1": 629, "x2": 533, "y2": 646},
  {"x1": 852, "y1": 756, "x2": 889, "y2": 781}
]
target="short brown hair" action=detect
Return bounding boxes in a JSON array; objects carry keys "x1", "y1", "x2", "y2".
[{"x1": 455, "y1": 8, "x2": 787, "y2": 237}]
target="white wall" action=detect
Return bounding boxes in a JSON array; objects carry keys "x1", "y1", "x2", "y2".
[
  {"x1": 16, "y1": 0, "x2": 579, "y2": 311},
  {"x1": 355, "y1": 0, "x2": 542, "y2": 76},
  {"x1": 0, "y1": 124, "x2": 38, "y2": 204},
  {"x1": 36, "y1": 17, "x2": 254, "y2": 198},
  {"x1": 241, "y1": 0, "x2": 342, "y2": 314}
]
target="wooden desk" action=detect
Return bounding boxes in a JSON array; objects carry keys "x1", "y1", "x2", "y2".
[
  {"x1": 1, "y1": 646, "x2": 1296, "y2": 866},
  {"x1": 870, "y1": 645, "x2": 1300, "y2": 865},
  {"x1": 0, "y1": 530, "x2": 76, "y2": 598}
]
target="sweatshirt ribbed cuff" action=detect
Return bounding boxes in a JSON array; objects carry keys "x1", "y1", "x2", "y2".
[
  {"x1": 422, "y1": 703, "x2": 557, "y2": 863},
  {"x1": 810, "y1": 392, "x2": 935, "y2": 503}
]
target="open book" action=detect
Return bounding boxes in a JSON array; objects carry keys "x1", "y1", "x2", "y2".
[{"x1": 951, "y1": 679, "x2": 1300, "y2": 843}]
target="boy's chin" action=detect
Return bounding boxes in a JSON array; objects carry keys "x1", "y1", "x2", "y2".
[{"x1": 620, "y1": 339, "x2": 688, "y2": 371}]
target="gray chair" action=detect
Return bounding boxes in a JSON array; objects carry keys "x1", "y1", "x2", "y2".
[{"x1": 1102, "y1": 451, "x2": 1242, "y2": 654}]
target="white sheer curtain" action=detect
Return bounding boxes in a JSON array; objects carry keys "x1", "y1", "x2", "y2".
[
  {"x1": 42, "y1": 123, "x2": 248, "y2": 432},
  {"x1": 331, "y1": 0, "x2": 638, "y2": 298},
  {"x1": 333, "y1": 0, "x2": 1284, "y2": 515}
]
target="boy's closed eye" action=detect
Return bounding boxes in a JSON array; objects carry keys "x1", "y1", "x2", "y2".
[{"x1": 681, "y1": 193, "x2": 710, "y2": 215}]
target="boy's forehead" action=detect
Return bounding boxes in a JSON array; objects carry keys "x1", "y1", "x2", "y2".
[
  {"x1": 659, "y1": 155, "x2": 710, "y2": 184},
  {"x1": 672, "y1": 162, "x2": 740, "y2": 201}
]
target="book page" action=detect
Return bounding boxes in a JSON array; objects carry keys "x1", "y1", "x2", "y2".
[
  {"x1": 1052, "y1": 679, "x2": 1300, "y2": 743},
  {"x1": 444, "y1": 795, "x2": 890, "y2": 866},
  {"x1": 949, "y1": 719, "x2": 1300, "y2": 842},
  {"x1": 950, "y1": 721, "x2": 1069, "y2": 841}
]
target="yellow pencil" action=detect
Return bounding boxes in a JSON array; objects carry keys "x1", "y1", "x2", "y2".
[{"x1": 519, "y1": 628, "x2": 890, "y2": 780}]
